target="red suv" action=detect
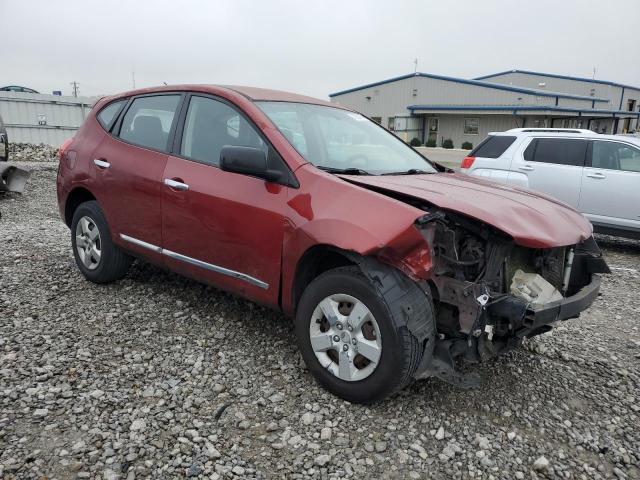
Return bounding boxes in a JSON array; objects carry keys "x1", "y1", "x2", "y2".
[{"x1": 57, "y1": 85, "x2": 609, "y2": 403}]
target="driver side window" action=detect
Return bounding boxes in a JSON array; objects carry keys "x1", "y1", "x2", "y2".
[{"x1": 180, "y1": 96, "x2": 267, "y2": 166}]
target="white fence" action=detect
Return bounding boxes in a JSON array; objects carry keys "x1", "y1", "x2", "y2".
[{"x1": 0, "y1": 92, "x2": 98, "y2": 146}]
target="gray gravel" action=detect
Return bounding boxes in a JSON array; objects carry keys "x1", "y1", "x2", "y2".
[
  {"x1": 7, "y1": 143, "x2": 58, "y2": 163},
  {"x1": 1, "y1": 162, "x2": 639, "y2": 479}
]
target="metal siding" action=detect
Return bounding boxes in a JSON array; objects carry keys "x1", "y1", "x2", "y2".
[
  {"x1": 479, "y1": 72, "x2": 620, "y2": 109},
  {"x1": 331, "y1": 76, "x2": 555, "y2": 121},
  {"x1": 0, "y1": 92, "x2": 96, "y2": 146},
  {"x1": 423, "y1": 114, "x2": 520, "y2": 149}
]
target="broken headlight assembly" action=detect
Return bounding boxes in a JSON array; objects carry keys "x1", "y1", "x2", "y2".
[{"x1": 412, "y1": 209, "x2": 609, "y2": 386}]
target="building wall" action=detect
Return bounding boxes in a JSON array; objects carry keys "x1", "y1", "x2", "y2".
[
  {"x1": 329, "y1": 75, "x2": 568, "y2": 118},
  {"x1": 0, "y1": 92, "x2": 96, "y2": 146},
  {"x1": 479, "y1": 71, "x2": 640, "y2": 132},
  {"x1": 419, "y1": 114, "x2": 523, "y2": 148},
  {"x1": 478, "y1": 71, "x2": 622, "y2": 106}
]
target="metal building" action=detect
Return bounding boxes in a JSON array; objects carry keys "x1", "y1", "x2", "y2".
[
  {"x1": 0, "y1": 91, "x2": 96, "y2": 146},
  {"x1": 329, "y1": 70, "x2": 640, "y2": 149}
]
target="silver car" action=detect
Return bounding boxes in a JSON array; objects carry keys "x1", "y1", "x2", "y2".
[{"x1": 461, "y1": 128, "x2": 640, "y2": 239}]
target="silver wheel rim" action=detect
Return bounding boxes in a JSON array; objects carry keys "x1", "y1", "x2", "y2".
[
  {"x1": 309, "y1": 293, "x2": 382, "y2": 382},
  {"x1": 75, "y1": 215, "x2": 102, "y2": 270}
]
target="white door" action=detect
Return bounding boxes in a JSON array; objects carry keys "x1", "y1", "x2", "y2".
[
  {"x1": 514, "y1": 137, "x2": 588, "y2": 208},
  {"x1": 579, "y1": 140, "x2": 640, "y2": 230}
]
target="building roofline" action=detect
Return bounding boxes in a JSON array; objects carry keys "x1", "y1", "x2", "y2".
[
  {"x1": 473, "y1": 69, "x2": 640, "y2": 92},
  {"x1": 328, "y1": 72, "x2": 610, "y2": 102},
  {"x1": 406, "y1": 104, "x2": 640, "y2": 117}
]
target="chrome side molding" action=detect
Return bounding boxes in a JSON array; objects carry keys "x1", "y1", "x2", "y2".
[
  {"x1": 119, "y1": 233, "x2": 268, "y2": 290},
  {"x1": 119, "y1": 234, "x2": 162, "y2": 253}
]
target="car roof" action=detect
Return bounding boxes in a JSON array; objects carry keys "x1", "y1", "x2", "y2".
[
  {"x1": 105, "y1": 84, "x2": 341, "y2": 109},
  {"x1": 489, "y1": 128, "x2": 640, "y2": 145}
]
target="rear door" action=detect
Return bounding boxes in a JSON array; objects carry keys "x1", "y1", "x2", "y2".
[
  {"x1": 161, "y1": 94, "x2": 290, "y2": 306},
  {"x1": 513, "y1": 137, "x2": 588, "y2": 207},
  {"x1": 578, "y1": 140, "x2": 640, "y2": 231},
  {"x1": 94, "y1": 93, "x2": 182, "y2": 263}
]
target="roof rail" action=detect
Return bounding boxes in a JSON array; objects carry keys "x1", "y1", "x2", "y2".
[{"x1": 506, "y1": 128, "x2": 595, "y2": 134}]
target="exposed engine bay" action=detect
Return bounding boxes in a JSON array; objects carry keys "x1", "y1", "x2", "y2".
[{"x1": 413, "y1": 209, "x2": 610, "y2": 387}]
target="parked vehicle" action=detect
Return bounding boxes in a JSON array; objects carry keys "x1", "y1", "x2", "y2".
[
  {"x1": 0, "y1": 85, "x2": 39, "y2": 93},
  {"x1": 56, "y1": 87, "x2": 608, "y2": 403},
  {"x1": 461, "y1": 128, "x2": 640, "y2": 239},
  {"x1": 0, "y1": 114, "x2": 30, "y2": 193}
]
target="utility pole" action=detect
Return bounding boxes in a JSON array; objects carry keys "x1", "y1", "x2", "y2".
[
  {"x1": 70, "y1": 81, "x2": 79, "y2": 97},
  {"x1": 592, "y1": 67, "x2": 596, "y2": 80},
  {"x1": 132, "y1": 70, "x2": 136, "y2": 89},
  {"x1": 414, "y1": 58, "x2": 418, "y2": 74}
]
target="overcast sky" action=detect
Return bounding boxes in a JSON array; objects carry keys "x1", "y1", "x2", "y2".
[{"x1": 2, "y1": 0, "x2": 639, "y2": 99}]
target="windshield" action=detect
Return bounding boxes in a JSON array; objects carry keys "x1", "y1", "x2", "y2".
[{"x1": 257, "y1": 102, "x2": 437, "y2": 175}]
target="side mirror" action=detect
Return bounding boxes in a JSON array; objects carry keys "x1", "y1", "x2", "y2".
[{"x1": 220, "y1": 146, "x2": 282, "y2": 183}]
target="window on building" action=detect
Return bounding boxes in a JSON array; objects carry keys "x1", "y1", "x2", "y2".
[
  {"x1": 180, "y1": 96, "x2": 266, "y2": 166},
  {"x1": 118, "y1": 95, "x2": 181, "y2": 151},
  {"x1": 388, "y1": 117, "x2": 395, "y2": 131},
  {"x1": 527, "y1": 138, "x2": 588, "y2": 166},
  {"x1": 590, "y1": 141, "x2": 640, "y2": 172},
  {"x1": 97, "y1": 100, "x2": 126, "y2": 130},
  {"x1": 464, "y1": 118, "x2": 479, "y2": 135},
  {"x1": 470, "y1": 135, "x2": 516, "y2": 159}
]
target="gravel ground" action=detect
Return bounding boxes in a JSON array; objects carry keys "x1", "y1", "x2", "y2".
[{"x1": 1, "y1": 162, "x2": 639, "y2": 480}]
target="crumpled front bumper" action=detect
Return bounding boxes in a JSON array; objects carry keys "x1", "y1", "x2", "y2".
[{"x1": 489, "y1": 274, "x2": 602, "y2": 337}]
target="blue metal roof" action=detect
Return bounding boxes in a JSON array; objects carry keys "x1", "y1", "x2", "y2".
[
  {"x1": 474, "y1": 69, "x2": 640, "y2": 92},
  {"x1": 406, "y1": 104, "x2": 640, "y2": 117},
  {"x1": 328, "y1": 72, "x2": 610, "y2": 102}
]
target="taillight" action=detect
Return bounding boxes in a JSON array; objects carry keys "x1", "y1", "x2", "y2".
[
  {"x1": 58, "y1": 138, "x2": 73, "y2": 161},
  {"x1": 461, "y1": 156, "x2": 475, "y2": 169}
]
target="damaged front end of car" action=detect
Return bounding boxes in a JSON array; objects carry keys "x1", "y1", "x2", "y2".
[{"x1": 410, "y1": 209, "x2": 610, "y2": 388}]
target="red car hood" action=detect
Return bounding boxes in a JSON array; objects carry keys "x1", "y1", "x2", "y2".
[{"x1": 339, "y1": 172, "x2": 593, "y2": 248}]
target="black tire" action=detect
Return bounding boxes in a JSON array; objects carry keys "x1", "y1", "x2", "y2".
[
  {"x1": 295, "y1": 265, "x2": 435, "y2": 404},
  {"x1": 71, "y1": 200, "x2": 133, "y2": 284}
]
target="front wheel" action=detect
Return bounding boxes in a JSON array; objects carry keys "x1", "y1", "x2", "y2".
[{"x1": 295, "y1": 266, "x2": 434, "y2": 404}]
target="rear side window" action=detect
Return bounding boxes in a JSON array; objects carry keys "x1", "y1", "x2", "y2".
[
  {"x1": 590, "y1": 140, "x2": 640, "y2": 172},
  {"x1": 180, "y1": 96, "x2": 267, "y2": 166},
  {"x1": 470, "y1": 135, "x2": 516, "y2": 158},
  {"x1": 97, "y1": 100, "x2": 126, "y2": 130},
  {"x1": 118, "y1": 95, "x2": 181, "y2": 151},
  {"x1": 528, "y1": 138, "x2": 588, "y2": 166}
]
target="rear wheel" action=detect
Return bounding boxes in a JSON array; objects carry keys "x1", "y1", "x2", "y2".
[
  {"x1": 71, "y1": 201, "x2": 133, "y2": 283},
  {"x1": 295, "y1": 266, "x2": 433, "y2": 403}
]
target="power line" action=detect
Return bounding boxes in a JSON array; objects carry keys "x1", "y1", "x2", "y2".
[{"x1": 70, "y1": 81, "x2": 79, "y2": 97}]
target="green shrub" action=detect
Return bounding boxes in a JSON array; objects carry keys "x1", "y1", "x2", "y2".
[
  {"x1": 442, "y1": 138, "x2": 454, "y2": 149},
  {"x1": 409, "y1": 137, "x2": 422, "y2": 147},
  {"x1": 425, "y1": 139, "x2": 436, "y2": 147},
  {"x1": 461, "y1": 141, "x2": 473, "y2": 150}
]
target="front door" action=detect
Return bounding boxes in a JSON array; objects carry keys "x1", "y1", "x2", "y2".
[
  {"x1": 161, "y1": 94, "x2": 288, "y2": 306},
  {"x1": 94, "y1": 93, "x2": 182, "y2": 263},
  {"x1": 579, "y1": 139, "x2": 640, "y2": 231}
]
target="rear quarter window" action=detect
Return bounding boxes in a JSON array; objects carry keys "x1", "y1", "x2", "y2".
[
  {"x1": 470, "y1": 135, "x2": 516, "y2": 159},
  {"x1": 97, "y1": 100, "x2": 126, "y2": 130}
]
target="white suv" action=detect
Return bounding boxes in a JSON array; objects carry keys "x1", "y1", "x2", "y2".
[{"x1": 461, "y1": 128, "x2": 640, "y2": 239}]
